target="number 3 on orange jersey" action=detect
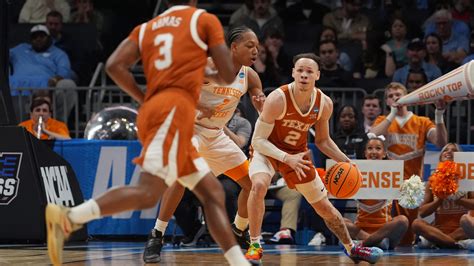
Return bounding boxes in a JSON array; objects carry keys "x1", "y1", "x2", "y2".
[
  {"x1": 283, "y1": 130, "x2": 301, "y2": 146},
  {"x1": 154, "y1": 33, "x2": 173, "y2": 70}
]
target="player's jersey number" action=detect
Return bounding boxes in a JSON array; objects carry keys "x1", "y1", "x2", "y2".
[
  {"x1": 154, "y1": 33, "x2": 173, "y2": 70},
  {"x1": 283, "y1": 130, "x2": 301, "y2": 146}
]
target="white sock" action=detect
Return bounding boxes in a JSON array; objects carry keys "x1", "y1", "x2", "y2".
[
  {"x1": 250, "y1": 236, "x2": 262, "y2": 245},
  {"x1": 344, "y1": 241, "x2": 355, "y2": 254},
  {"x1": 68, "y1": 199, "x2": 101, "y2": 224},
  {"x1": 154, "y1": 219, "x2": 168, "y2": 234},
  {"x1": 224, "y1": 245, "x2": 250, "y2": 266},
  {"x1": 233, "y1": 214, "x2": 249, "y2": 231}
]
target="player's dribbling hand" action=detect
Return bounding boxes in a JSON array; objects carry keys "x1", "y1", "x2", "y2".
[{"x1": 283, "y1": 150, "x2": 312, "y2": 181}]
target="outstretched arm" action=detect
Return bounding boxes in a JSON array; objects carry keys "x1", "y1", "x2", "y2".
[
  {"x1": 247, "y1": 68, "x2": 265, "y2": 114},
  {"x1": 105, "y1": 39, "x2": 144, "y2": 104},
  {"x1": 314, "y1": 95, "x2": 350, "y2": 163},
  {"x1": 427, "y1": 100, "x2": 448, "y2": 148}
]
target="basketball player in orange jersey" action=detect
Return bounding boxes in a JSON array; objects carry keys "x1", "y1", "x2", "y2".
[
  {"x1": 412, "y1": 143, "x2": 474, "y2": 250},
  {"x1": 245, "y1": 53, "x2": 383, "y2": 264},
  {"x1": 142, "y1": 26, "x2": 265, "y2": 263},
  {"x1": 344, "y1": 134, "x2": 409, "y2": 250},
  {"x1": 44, "y1": 1, "x2": 254, "y2": 266},
  {"x1": 370, "y1": 82, "x2": 448, "y2": 245}
]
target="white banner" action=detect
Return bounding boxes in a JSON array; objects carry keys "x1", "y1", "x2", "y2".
[
  {"x1": 326, "y1": 160, "x2": 404, "y2": 199},
  {"x1": 454, "y1": 152, "x2": 474, "y2": 191}
]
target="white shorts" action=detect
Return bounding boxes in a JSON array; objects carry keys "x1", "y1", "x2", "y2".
[
  {"x1": 193, "y1": 124, "x2": 247, "y2": 177},
  {"x1": 249, "y1": 151, "x2": 275, "y2": 178}
]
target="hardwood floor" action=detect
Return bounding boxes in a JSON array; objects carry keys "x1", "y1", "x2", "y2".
[{"x1": 0, "y1": 242, "x2": 472, "y2": 265}]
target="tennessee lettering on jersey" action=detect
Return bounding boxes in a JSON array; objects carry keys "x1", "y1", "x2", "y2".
[
  {"x1": 373, "y1": 113, "x2": 435, "y2": 179},
  {"x1": 196, "y1": 66, "x2": 248, "y2": 129},
  {"x1": 127, "y1": 6, "x2": 225, "y2": 102},
  {"x1": 269, "y1": 83, "x2": 324, "y2": 153},
  {"x1": 385, "y1": 134, "x2": 418, "y2": 150}
]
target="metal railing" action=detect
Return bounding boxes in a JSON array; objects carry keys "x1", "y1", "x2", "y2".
[{"x1": 12, "y1": 86, "x2": 473, "y2": 144}]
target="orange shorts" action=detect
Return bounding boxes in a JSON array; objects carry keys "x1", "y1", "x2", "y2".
[
  {"x1": 134, "y1": 89, "x2": 210, "y2": 189},
  {"x1": 267, "y1": 152, "x2": 316, "y2": 189}
]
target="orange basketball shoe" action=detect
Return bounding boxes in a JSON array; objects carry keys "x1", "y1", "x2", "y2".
[
  {"x1": 45, "y1": 204, "x2": 82, "y2": 266},
  {"x1": 245, "y1": 242, "x2": 263, "y2": 263}
]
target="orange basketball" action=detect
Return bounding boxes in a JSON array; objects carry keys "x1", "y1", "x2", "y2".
[{"x1": 324, "y1": 162, "x2": 362, "y2": 199}]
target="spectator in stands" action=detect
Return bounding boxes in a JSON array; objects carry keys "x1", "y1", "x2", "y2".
[
  {"x1": 412, "y1": 143, "x2": 474, "y2": 250},
  {"x1": 46, "y1": 11, "x2": 76, "y2": 68},
  {"x1": 315, "y1": 26, "x2": 352, "y2": 72},
  {"x1": 229, "y1": 0, "x2": 253, "y2": 27},
  {"x1": 424, "y1": 7, "x2": 470, "y2": 40},
  {"x1": 70, "y1": 0, "x2": 105, "y2": 37},
  {"x1": 405, "y1": 68, "x2": 428, "y2": 92},
  {"x1": 361, "y1": 95, "x2": 382, "y2": 133},
  {"x1": 381, "y1": 17, "x2": 409, "y2": 77},
  {"x1": 430, "y1": 9, "x2": 469, "y2": 65},
  {"x1": 279, "y1": 0, "x2": 330, "y2": 25},
  {"x1": 392, "y1": 38, "x2": 442, "y2": 85},
  {"x1": 322, "y1": 105, "x2": 367, "y2": 163},
  {"x1": 230, "y1": 0, "x2": 284, "y2": 40},
  {"x1": 451, "y1": 0, "x2": 473, "y2": 27},
  {"x1": 253, "y1": 43, "x2": 282, "y2": 88},
  {"x1": 322, "y1": 0, "x2": 371, "y2": 43},
  {"x1": 262, "y1": 27, "x2": 291, "y2": 83},
  {"x1": 19, "y1": 98, "x2": 71, "y2": 140},
  {"x1": 267, "y1": 174, "x2": 302, "y2": 245},
  {"x1": 425, "y1": 32, "x2": 458, "y2": 74},
  {"x1": 316, "y1": 40, "x2": 354, "y2": 88},
  {"x1": 344, "y1": 134, "x2": 409, "y2": 250},
  {"x1": 19, "y1": 0, "x2": 70, "y2": 23},
  {"x1": 9, "y1": 24, "x2": 77, "y2": 120},
  {"x1": 370, "y1": 82, "x2": 448, "y2": 245}
]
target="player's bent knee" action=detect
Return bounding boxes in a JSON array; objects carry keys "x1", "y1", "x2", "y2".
[
  {"x1": 140, "y1": 190, "x2": 161, "y2": 209},
  {"x1": 251, "y1": 180, "x2": 269, "y2": 199}
]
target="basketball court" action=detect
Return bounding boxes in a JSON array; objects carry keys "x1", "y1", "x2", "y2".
[{"x1": 0, "y1": 242, "x2": 472, "y2": 265}]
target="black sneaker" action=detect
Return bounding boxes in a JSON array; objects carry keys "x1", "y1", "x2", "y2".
[
  {"x1": 181, "y1": 223, "x2": 207, "y2": 247},
  {"x1": 143, "y1": 229, "x2": 163, "y2": 263},
  {"x1": 231, "y1": 224, "x2": 250, "y2": 249}
]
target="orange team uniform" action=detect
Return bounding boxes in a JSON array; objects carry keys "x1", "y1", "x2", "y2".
[
  {"x1": 433, "y1": 193, "x2": 469, "y2": 234},
  {"x1": 373, "y1": 113, "x2": 435, "y2": 244},
  {"x1": 19, "y1": 118, "x2": 70, "y2": 140},
  {"x1": 128, "y1": 6, "x2": 226, "y2": 186},
  {"x1": 265, "y1": 83, "x2": 324, "y2": 189},
  {"x1": 355, "y1": 200, "x2": 392, "y2": 234}
]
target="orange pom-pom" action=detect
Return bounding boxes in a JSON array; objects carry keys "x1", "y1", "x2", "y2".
[{"x1": 429, "y1": 161, "x2": 461, "y2": 199}]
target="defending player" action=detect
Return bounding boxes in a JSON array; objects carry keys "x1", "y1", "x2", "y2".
[
  {"x1": 245, "y1": 53, "x2": 383, "y2": 264},
  {"x1": 143, "y1": 26, "x2": 265, "y2": 263}
]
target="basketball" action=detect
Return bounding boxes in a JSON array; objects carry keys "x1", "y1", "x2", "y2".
[{"x1": 324, "y1": 162, "x2": 362, "y2": 199}]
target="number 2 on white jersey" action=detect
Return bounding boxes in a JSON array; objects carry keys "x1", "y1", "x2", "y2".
[
  {"x1": 154, "y1": 33, "x2": 173, "y2": 70},
  {"x1": 283, "y1": 130, "x2": 301, "y2": 146}
]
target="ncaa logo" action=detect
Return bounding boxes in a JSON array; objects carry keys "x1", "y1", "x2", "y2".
[{"x1": 0, "y1": 152, "x2": 22, "y2": 205}]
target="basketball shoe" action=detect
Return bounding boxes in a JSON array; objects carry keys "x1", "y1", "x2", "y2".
[
  {"x1": 45, "y1": 204, "x2": 82, "y2": 266},
  {"x1": 143, "y1": 229, "x2": 164, "y2": 263},
  {"x1": 231, "y1": 224, "x2": 250, "y2": 249},
  {"x1": 344, "y1": 243, "x2": 383, "y2": 264},
  {"x1": 245, "y1": 242, "x2": 263, "y2": 263}
]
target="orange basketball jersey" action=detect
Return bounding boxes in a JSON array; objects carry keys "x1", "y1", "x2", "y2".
[
  {"x1": 128, "y1": 5, "x2": 225, "y2": 102},
  {"x1": 373, "y1": 113, "x2": 435, "y2": 179},
  {"x1": 264, "y1": 83, "x2": 325, "y2": 188},
  {"x1": 269, "y1": 83, "x2": 323, "y2": 154}
]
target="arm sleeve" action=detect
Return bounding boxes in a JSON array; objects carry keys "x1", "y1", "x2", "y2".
[{"x1": 252, "y1": 119, "x2": 287, "y2": 162}]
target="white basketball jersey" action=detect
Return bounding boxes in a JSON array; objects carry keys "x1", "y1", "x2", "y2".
[{"x1": 196, "y1": 66, "x2": 248, "y2": 129}]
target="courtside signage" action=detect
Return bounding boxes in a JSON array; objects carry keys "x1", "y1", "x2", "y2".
[
  {"x1": 0, "y1": 152, "x2": 22, "y2": 205},
  {"x1": 327, "y1": 160, "x2": 404, "y2": 199},
  {"x1": 454, "y1": 152, "x2": 474, "y2": 191}
]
